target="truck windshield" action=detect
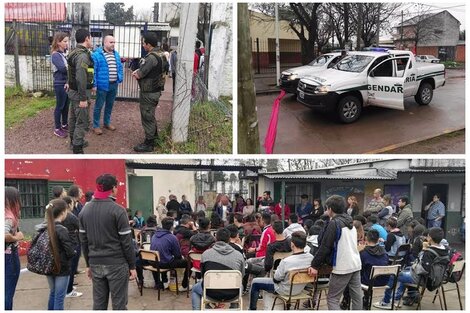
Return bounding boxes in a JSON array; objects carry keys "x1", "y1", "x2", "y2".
[
  {"x1": 308, "y1": 55, "x2": 332, "y2": 66},
  {"x1": 335, "y1": 55, "x2": 374, "y2": 72}
]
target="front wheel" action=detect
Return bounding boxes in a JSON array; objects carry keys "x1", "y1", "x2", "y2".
[
  {"x1": 415, "y1": 82, "x2": 433, "y2": 105},
  {"x1": 337, "y1": 95, "x2": 362, "y2": 123}
]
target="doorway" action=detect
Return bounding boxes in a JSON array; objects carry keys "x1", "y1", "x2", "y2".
[
  {"x1": 128, "y1": 176, "x2": 154, "y2": 219},
  {"x1": 421, "y1": 183, "x2": 448, "y2": 231}
]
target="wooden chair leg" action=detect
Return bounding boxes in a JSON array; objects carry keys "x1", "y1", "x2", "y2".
[{"x1": 271, "y1": 296, "x2": 278, "y2": 310}]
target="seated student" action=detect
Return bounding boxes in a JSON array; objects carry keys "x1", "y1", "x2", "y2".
[
  {"x1": 303, "y1": 219, "x2": 314, "y2": 234},
  {"x1": 409, "y1": 224, "x2": 427, "y2": 262},
  {"x1": 283, "y1": 214, "x2": 306, "y2": 239},
  {"x1": 233, "y1": 213, "x2": 245, "y2": 239},
  {"x1": 174, "y1": 214, "x2": 197, "y2": 258},
  {"x1": 151, "y1": 217, "x2": 189, "y2": 291},
  {"x1": 305, "y1": 223, "x2": 322, "y2": 255},
  {"x1": 384, "y1": 218, "x2": 406, "y2": 259},
  {"x1": 191, "y1": 228, "x2": 245, "y2": 310},
  {"x1": 264, "y1": 220, "x2": 292, "y2": 273},
  {"x1": 367, "y1": 215, "x2": 388, "y2": 243},
  {"x1": 374, "y1": 227, "x2": 449, "y2": 309},
  {"x1": 243, "y1": 214, "x2": 261, "y2": 237},
  {"x1": 249, "y1": 231, "x2": 313, "y2": 310},
  {"x1": 189, "y1": 217, "x2": 215, "y2": 276},
  {"x1": 360, "y1": 229, "x2": 390, "y2": 307},
  {"x1": 140, "y1": 215, "x2": 158, "y2": 245},
  {"x1": 133, "y1": 210, "x2": 145, "y2": 229}
]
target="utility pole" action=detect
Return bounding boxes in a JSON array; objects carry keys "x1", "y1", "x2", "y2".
[
  {"x1": 356, "y1": 3, "x2": 363, "y2": 50},
  {"x1": 153, "y1": 3, "x2": 159, "y2": 22},
  {"x1": 172, "y1": 3, "x2": 199, "y2": 142},
  {"x1": 375, "y1": 3, "x2": 381, "y2": 46},
  {"x1": 275, "y1": 3, "x2": 280, "y2": 86},
  {"x1": 238, "y1": 3, "x2": 260, "y2": 154},
  {"x1": 401, "y1": 10, "x2": 404, "y2": 49}
]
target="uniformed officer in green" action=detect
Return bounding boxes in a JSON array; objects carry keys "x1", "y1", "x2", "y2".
[
  {"x1": 131, "y1": 32, "x2": 166, "y2": 153},
  {"x1": 67, "y1": 28, "x2": 94, "y2": 154}
]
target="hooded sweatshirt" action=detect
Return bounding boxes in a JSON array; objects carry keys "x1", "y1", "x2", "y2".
[
  {"x1": 385, "y1": 229, "x2": 406, "y2": 257},
  {"x1": 311, "y1": 213, "x2": 361, "y2": 274},
  {"x1": 360, "y1": 244, "x2": 389, "y2": 285},
  {"x1": 150, "y1": 229, "x2": 181, "y2": 264},
  {"x1": 282, "y1": 223, "x2": 306, "y2": 239},
  {"x1": 201, "y1": 241, "x2": 245, "y2": 301}
]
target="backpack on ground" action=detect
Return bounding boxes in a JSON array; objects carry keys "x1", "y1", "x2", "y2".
[
  {"x1": 425, "y1": 249, "x2": 450, "y2": 291},
  {"x1": 27, "y1": 228, "x2": 55, "y2": 275}
]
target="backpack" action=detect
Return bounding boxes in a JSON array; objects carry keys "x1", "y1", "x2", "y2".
[
  {"x1": 425, "y1": 249, "x2": 450, "y2": 291},
  {"x1": 148, "y1": 51, "x2": 168, "y2": 91},
  {"x1": 446, "y1": 249, "x2": 463, "y2": 283},
  {"x1": 27, "y1": 228, "x2": 55, "y2": 275}
]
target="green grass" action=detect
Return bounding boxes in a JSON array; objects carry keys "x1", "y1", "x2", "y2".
[
  {"x1": 442, "y1": 61, "x2": 465, "y2": 69},
  {"x1": 5, "y1": 86, "x2": 55, "y2": 128},
  {"x1": 156, "y1": 101, "x2": 232, "y2": 154}
]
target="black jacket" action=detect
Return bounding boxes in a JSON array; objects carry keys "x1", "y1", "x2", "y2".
[
  {"x1": 62, "y1": 212, "x2": 79, "y2": 246},
  {"x1": 264, "y1": 238, "x2": 291, "y2": 272},
  {"x1": 53, "y1": 222, "x2": 76, "y2": 276},
  {"x1": 166, "y1": 199, "x2": 180, "y2": 216},
  {"x1": 190, "y1": 231, "x2": 215, "y2": 251}
]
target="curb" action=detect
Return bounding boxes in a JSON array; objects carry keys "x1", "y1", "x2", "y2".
[
  {"x1": 365, "y1": 127, "x2": 465, "y2": 154},
  {"x1": 256, "y1": 89, "x2": 282, "y2": 95}
]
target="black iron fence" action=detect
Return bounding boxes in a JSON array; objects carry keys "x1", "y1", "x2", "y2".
[
  {"x1": 251, "y1": 37, "x2": 303, "y2": 74},
  {"x1": 5, "y1": 2, "x2": 170, "y2": 100}
]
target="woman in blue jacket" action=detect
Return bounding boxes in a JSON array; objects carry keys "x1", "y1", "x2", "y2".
[{"x1": 50, "y1": 32, "x2": 70, "y2": 138}]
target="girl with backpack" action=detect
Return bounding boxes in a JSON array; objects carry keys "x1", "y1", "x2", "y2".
[
  {"x1": 5, "y1": 187, "x2": 23, "y2": 310},
  {"x1": 44, "y1": 199, "x2": 76, "y2": 310}
]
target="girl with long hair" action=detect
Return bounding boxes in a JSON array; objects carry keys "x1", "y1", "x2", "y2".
[
  {"x1": 51, "y1": 31, "x2": 70, "y2": 138},
  {"x1": 44, "y1": 199, "x2": 76, "y2": 310},
  {"x1": 5, "y1": 187, "x2": 23, "y2": 310}
]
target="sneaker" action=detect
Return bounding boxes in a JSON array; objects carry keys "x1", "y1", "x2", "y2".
[
  {"x1": 66, "y1": 290, "x2": 83, "y2": 298},
  {"x1": 54, "y1": 128, "x2": 67, "y2": 138},
  {"x1": 72, "y1": 286, "x2": 77, "y2": 290},
  {"x1": 61, "y1": 124, "x2": 69, "y2": 131},
  {"x1": 163, "y1": 282, "x2": 169, "y2": 290},
  {"x1": 178, "y1": 284, "x2": 193, "y2": 292},
  {"x1": 373, "y1": 301, "x2": 392, "y2": 309}
]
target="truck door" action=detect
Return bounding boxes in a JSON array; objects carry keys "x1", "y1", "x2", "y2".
[{"x1": 367, "y1": 56, "x2": 410, "y2": 110}]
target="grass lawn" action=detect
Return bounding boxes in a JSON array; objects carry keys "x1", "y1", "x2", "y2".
[{"x1": 5, "y1": 86, "x2": 55, "y2": 128}]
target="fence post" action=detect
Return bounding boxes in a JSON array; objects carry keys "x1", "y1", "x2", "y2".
[
  {"x1": 256, "y1": 38, "x2": 260, "y2": 74},
  {"x1": 13, "y1": 20, "x2": 21, "y2": 88}
]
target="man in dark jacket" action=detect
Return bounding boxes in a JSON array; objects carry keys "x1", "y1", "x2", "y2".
[
  {"x1": 151, "y1": 217, "x2": 189, "y2": 291},
  {"x1": 166, "y1": 195, "x2": 180, "y2": 220},
  {"x1": 173, "y1": 215, "x2": 197, "y2": 257},
  {"x1": 79, "y1": 174, "x2": 136, "y2": 310},
  {"x1": 190, "y1": 217, "x2": 215, "y2": 252},
  {"x1": 374, "y1": 227, "x2": 449, "y2": 309},
  {"x1": 191, "y1": 228, "x2": 245, "y2": 310},
  {"x1": 264, "y1": 220, "x2": 291, "y2": 273},
  {"x1": 179, "y1": 195, "x2": 193, "y2": 219},
  {"x1": 67, "y1": 28, "x2": 94, "y2": 154}
]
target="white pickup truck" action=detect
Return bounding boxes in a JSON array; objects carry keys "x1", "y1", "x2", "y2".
[
  {"x1": 280, "y1": 52, "x2": 345, "y2": 94},
  {"x1": 297, "y1": 50, "x2": 446, "y2": 123}
]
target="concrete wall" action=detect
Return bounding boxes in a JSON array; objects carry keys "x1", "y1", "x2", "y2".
[
  {"x1": 419, "y1": 11, "x2": 460, "y2": 47},
  {"x1": 5, "y1": 55, "x2": 34, "y2": 91}
]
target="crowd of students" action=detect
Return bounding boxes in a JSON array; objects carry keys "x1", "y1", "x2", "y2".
[{"x1": 4, "y1": 182, "x2": 459, "y2": 310}]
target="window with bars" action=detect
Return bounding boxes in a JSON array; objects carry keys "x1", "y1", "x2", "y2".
[{"x1": 5, "y1": 179, "x2": 48, "y2": 219}]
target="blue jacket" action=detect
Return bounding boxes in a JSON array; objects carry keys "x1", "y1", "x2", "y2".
[
  {"x1": 91, "y1": 47, "x2": 123, "y2": 91},
  {"x1": 150, "y1": 229, "x2": 181, "y2": 264},
  {"x1": 296, "y1": 202, "x2": 313, "y2": 219}
]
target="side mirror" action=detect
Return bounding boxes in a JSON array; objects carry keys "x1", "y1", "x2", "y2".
[{"x1": 369, "y1": 70, "x2": 375, "y2": 78}]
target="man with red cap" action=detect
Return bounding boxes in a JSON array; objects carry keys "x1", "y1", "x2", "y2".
[{"x1": 78, "y1": 174, "x2": 136, "y2": 310}]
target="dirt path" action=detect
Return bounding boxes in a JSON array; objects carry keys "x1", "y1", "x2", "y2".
[{"x1": 6, "y1": 79, "x2": 174, "y2": 154}]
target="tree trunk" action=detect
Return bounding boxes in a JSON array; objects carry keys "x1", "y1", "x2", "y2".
[{"x1": 237, "y1": 4, "x2": 260, "y2": 153}]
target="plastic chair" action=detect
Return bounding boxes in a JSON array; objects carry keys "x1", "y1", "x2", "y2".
[
  {"x1": 201, "y1": 270, "x2": 243, "y2": 310},
  {"x1": 139, "y1": 249, "x2": 179, "y2": 301},
  {"x1": 361, "y1": 265, "x2": 401, "y2": 310},
  {"x1": 271, "y1": 268, "x2": 316, "y2": 310},
  {"x1": 432, "y1": 259, "x2": 465, "y2": 310}
]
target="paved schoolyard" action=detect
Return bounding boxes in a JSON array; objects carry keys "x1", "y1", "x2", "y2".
[{"x1": 11, "y1": 255, "x2": 464, "y2": 310}]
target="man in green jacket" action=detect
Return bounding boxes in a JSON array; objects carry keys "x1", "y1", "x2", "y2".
[
  {"x1": 397, "y1": 196, "x2": 413, "y2": 239},
  {"x1": 67, "y1": 28, "x2": 94, "y2": 154},
  {"x1": 131, "y1": 32, "x2": 166, "y2": 153}
]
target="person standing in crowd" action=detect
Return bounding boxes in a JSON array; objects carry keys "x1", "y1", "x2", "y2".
[
  {"x1": 67, "y1": 28, "x2": 94, "y2": 154},
  {"x1": 155, "y1": 196, "x2": 168, "y2": 227},
  {"x1": 296, "y1": 194, "x2": 313, "y2": 223},
  {"x1": 132, "y1": 32, "x2": 165, "y2": 153},
  {"x1": 79, "y1": 174, "x2": 136, "y2": 310},
  {"x1": 5, "y1": 187, "x2": 23, "y2": 310},
  {"x1": 273, "y1": 198, "x2": 290, "y2": 221},
  {"x1": 91, "y1": 35, "x2": 123, "y2": 135},
  {"x1": 195, "y1": 196, "x2": 206, "y2": 213},
  {"x1": 378, "y1": 194, "x2": 394, "y2": 225},
  {"x1": 347, "y1": 195, "x2": 359, "y2": 217},
  {"x1": 215, "y1": 195, "x2": 232, "y2": 225},
  {"x1": 170, "y1": 49, "x2": 177, "y2": 95},
  {"x1": 166, "y1": 195, "x2": 180, "y2": 220},
  {"x1": 424, "y1": 194, "x2": 446, "y2": 228},
  {"x1": 396, "y1": 196, "x2": 413, "y2": 239},
  {"x1": 44, "y1": 199, "x2": 77, "y2": 310},
  {"x1": 191, "y1": 228, "x2": 245, "y2": 310},
  {"x1": 364, "y1": 189, "x2": 385, "y2": 216},
  {"x1": 68, "y1": 185, "x2": 83, "y2": 217},
  {"x1": 51, "y1": 32, "x2": 70, "y2": 138},
  {"x1": 283, "y1": 213, "x2": 306, "y2": 239},
  {"x1": 84, "y1": 191, "x2": 94, "y2": 205},
  {"x1": 310, "y1": 198, "x2": 324, "y2": 223},
  {"x1": 234, "y1": 195, "x2": 246, "y2": 214},
  {"x1": 258, "y1": 191, "x2": 274, "y2": 213},
  {"x1": 193, "y1": 41, "x2": 203, "y2": 75},
  {"x1": 180, "y1": 195, "x2": 193, "y2": 219},
  {"x1": 308, "y1": 195, "x2": 363, "y2": 310},
  {"x1": 62, "y1": 196, "x2": 83, "y2": 298},
  {"x1": 243, "y1": 198, "x2": 255, "y2": 217}
]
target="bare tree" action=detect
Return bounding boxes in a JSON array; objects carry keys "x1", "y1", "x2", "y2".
[
  {"x1": 134, "y1": 8, "x2": 153, "y2": 22},
  {"x1": 409, "y1": 4, "x2": 442, "y2": 50}
]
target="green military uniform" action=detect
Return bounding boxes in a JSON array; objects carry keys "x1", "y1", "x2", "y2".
[
  {"x1": 67, "y1": 44, "x2": 94, "y2": 154},
  {"x1": 134, "y1": 47, "x2": 165, "y2": 152}
]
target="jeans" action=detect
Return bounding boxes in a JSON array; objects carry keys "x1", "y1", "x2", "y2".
[
  {"x1": 249, "y1": 277, "x2": 275, "y2": 310},
  {"x1": 327, "y1": 271, "x2": 363, "y2": 310},
  {"x1": 54, "y1": 85, "x2": 69, "y2": 129},
  {"x1": 93, "y1": 82, "x2": 118, "y2": 128},
  {"x1": 427, "y1": 219, "x2": 442, "y2": 228},
  {"x1": 90, "y1": 263, "x2": 130, "y2": 310},
  {"x1": 159, "y1": 258, "x2": 189, "y2": 287},
  {"x1": 382, "y1": 268, "x2": 417, "y2": 304},
  {"x1": 191, "y1": 281, "x2": 203, "y2": 310},
  {"x1": 47, "y1": 275, "x2": 70, "y2": 310},
  {"x1": 67, "y1": 244, "x2": 81, "y2": 293},
  {"x1": 5, "y1": 250, "x2": 21, "y2": 310}
]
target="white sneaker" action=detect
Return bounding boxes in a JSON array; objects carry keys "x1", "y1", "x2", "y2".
[
  {"x1": 66, "y1": 290, "x2": 83, "y2": 298},
  {"x1": 163, "y1": 282, "x2": 169, "y2": 290},
  {"x1": 373, "y1": 301, "x2": 391, "y2": 309},
  {"x1": 178, "y1": 285, "x2": 193, "y2": 292}
]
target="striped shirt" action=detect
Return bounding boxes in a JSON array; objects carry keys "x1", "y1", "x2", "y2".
[{"x1": 104, "y1": 51, "x2": 117, "y2": 82}]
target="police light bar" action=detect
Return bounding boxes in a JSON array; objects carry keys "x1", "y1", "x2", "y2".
[{"x1": 369, "y1": 48, "x2": 389, "y2": 52}]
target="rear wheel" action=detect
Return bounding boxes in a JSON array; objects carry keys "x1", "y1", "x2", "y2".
[
  {"x1": 415, "y1": 82, "x2": 433, "y2": 105},
  {"x1": 337, "y1": 95, "x2": 362, "y2": 123}
]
